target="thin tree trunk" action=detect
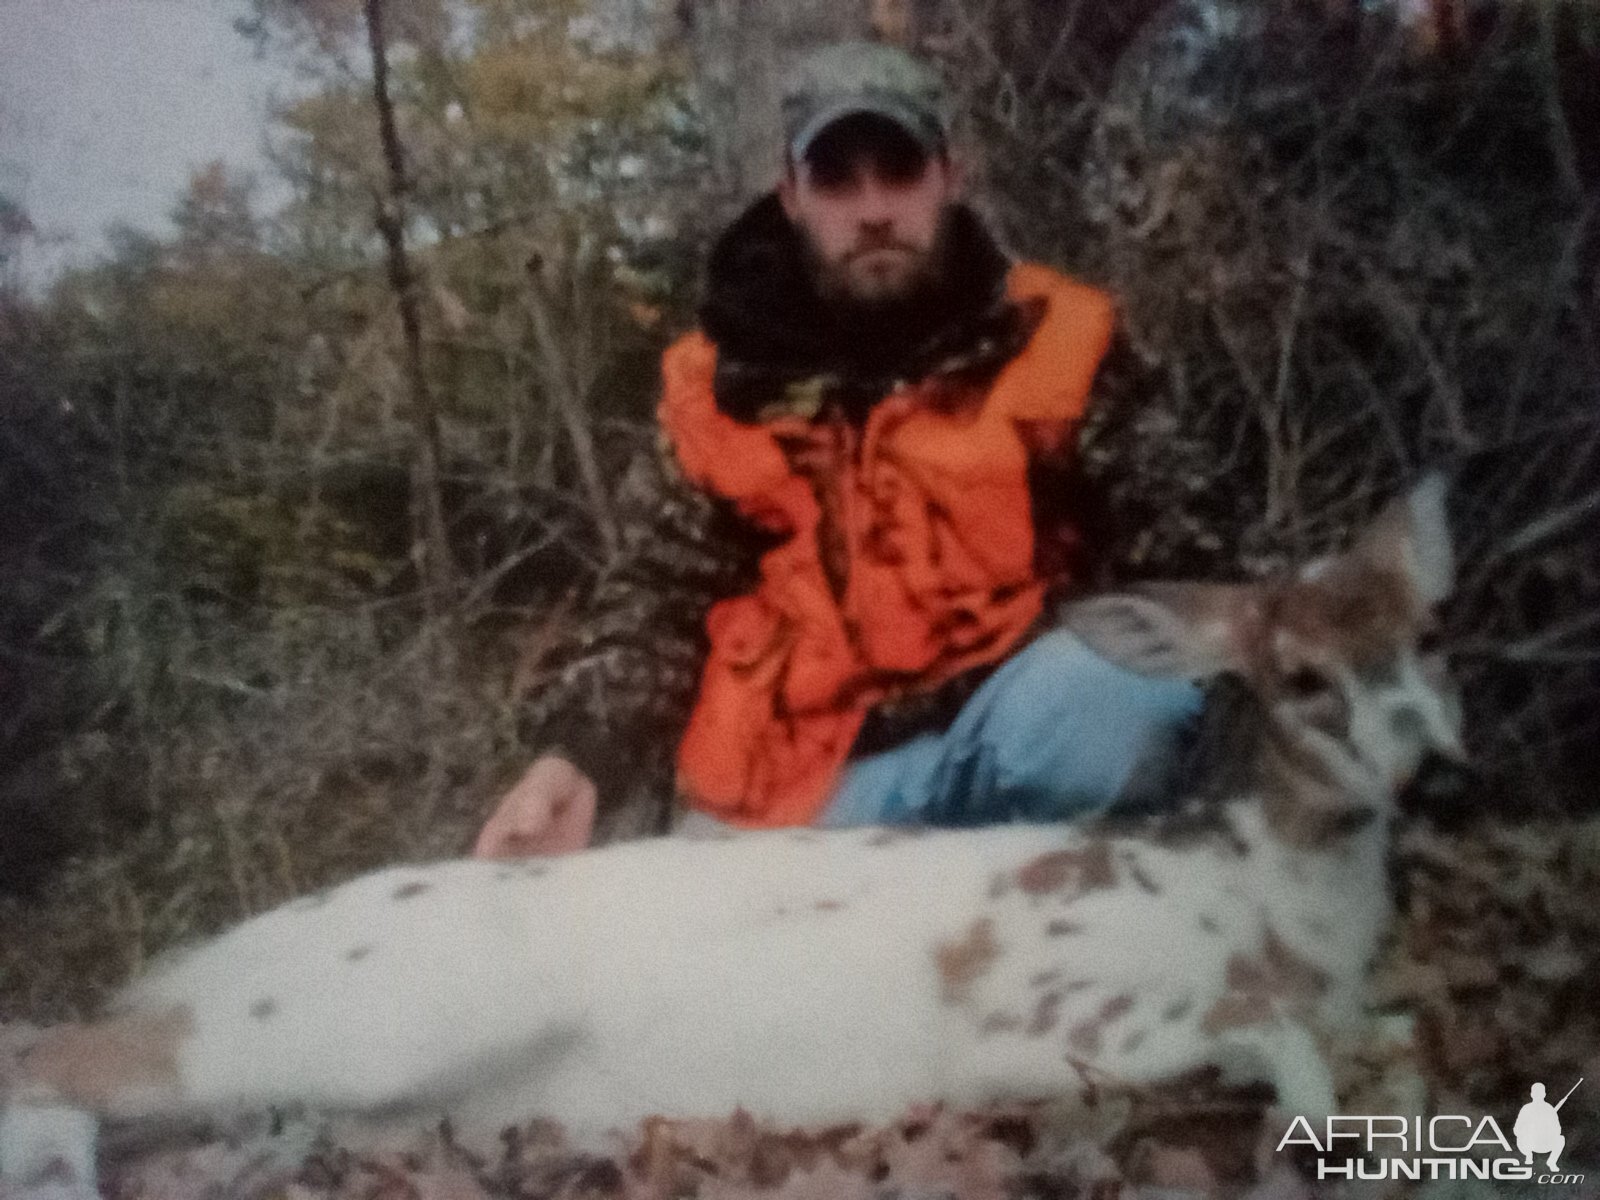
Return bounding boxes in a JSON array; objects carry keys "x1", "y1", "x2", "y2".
[
  {"x1": 363, "y1": 0, "x2": 456, "y2": 615},
  {"x1": 523, "y1": 256, "x2": 620, "y2": 564},
  {"x1": 678, "y1": 0, "x2": 880, "y2": 207}
]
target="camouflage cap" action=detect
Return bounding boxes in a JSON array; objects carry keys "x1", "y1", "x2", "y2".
[{"x1": 781, "y1": 41, "x2": 950, "y2": 164}]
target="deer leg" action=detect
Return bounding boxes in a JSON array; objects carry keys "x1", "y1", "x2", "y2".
[
  {"x1": 1261, "y1": 1025, "x2": 1338, "y2": 1122},
  {"x1": 1215, "y1": 1022, "x2": 1338, "y2": 1122},
  {"x1": 0, "y1": 1008, "x2": 191, "y2": 1191},
  {"x1": 0, "y1": 1098, "x2": 99, "y2": 1192}
]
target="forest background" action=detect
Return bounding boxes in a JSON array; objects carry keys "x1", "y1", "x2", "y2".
[{"x1": 0, "y1": 0, "x2": 1597, "y2": 1162}]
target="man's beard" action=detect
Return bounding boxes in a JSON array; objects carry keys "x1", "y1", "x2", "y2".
[{"x1": 801, "y1": 209, "x2": 957, "y2": 330}]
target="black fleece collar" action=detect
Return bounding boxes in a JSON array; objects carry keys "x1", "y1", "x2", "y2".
[{"x1": 700, "y1": 193, "x2": 1034, "y2": 424}]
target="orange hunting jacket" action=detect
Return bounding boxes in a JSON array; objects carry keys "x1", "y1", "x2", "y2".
[{"x1": 660, "y1": 263, "x2": 1115, "y2": 827}]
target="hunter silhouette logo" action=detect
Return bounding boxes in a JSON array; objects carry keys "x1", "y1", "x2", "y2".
[
  {"x1": 1277, "y1": 1078, "x2": 1587, "y2": 1184},
  {"x1": 1516, "y1": 1079, "x2": 1581, "y2": 1172}
]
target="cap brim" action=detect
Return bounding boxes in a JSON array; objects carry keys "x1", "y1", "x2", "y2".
[{"x1": 790, "y1": 98, "x2": 944, "y2": 164}]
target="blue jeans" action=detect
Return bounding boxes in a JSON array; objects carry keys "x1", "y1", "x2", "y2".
[{"x1": 817, "y1": 629, "x2": 1203, "y2": 828}]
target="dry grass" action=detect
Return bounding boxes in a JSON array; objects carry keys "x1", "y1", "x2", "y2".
[{"x1": 0, "y1": 608, "x2": 524, "y2": 1021}]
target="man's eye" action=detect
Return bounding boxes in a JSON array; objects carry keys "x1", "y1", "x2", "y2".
[
  {"x1": 878, "y1": 158, "x2": 927, "y2": 187},
  {"x1": 809, "y1": 161, "x2": 856, "y2": 190}
]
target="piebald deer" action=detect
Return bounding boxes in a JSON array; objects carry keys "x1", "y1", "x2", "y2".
[{"x1": 0, "y1": 476, "x2": 1463, "y2": 1194}]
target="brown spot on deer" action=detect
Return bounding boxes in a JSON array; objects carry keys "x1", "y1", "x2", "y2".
[
  {"x1": 1197, "y1": 913, "x2": 1221, "y2": 934},
  {"x1": 1046, "y1": 919, "x2": 1082, "y2": 937},
  {"x1": 1016, "y1": 842, "x2": 1115, "y2": 897},
  {"x1": 393, "y1": 881, "x2": 430, "y2": 900},
  {"x1": 1121, "y1": 853, "x2": 1161, "y2": 895},
  {"x1": 981, "y1": 1012, "x2": 1023, "y2": 1036},
  {"x1": 18, "y1": 1008, "x2": 192, "y2": 1113},
  {"x1": 1225, "y1": 953, "x2": 1273, "y2": 994},
  {"x1": 1066, "y1": 994, "x2": 1135, "y2": 1054},
  {"x1": 935, "y1": 918, "x2": 999, "y2": 1004},
  {"x1": 1103, "y1": 994, "x2": 1135, "y2": 1022},
  {"x1": 1263, "y1": 928, "x2": 1330, "y2": 999},
  {"x1": 1067, "y1": 1020, "x2": 1103, "y2": 1055},
  {"x1": 249, "y1": 998, "x2": 277, "y2": 1021},
  {"x1": 1202, "y1": 991, "x2": 1277, "y2": 1034},
  {"x1": 1029, "y1": 990, "x2": 1063, "y2": 1036},
  {"x1": 1204, "y1": 931, "x2": 1329, "y2": 1034},
  {"x1": 345, "y1": 944, "x2": 374, "y2": 962}
]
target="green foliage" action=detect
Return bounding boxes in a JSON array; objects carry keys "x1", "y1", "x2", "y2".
[
  {"x1": 0, "y1": 0, "x2": 708, "y2": 977},
  {"x1": 0, "y1": 193, "x2": 35, "y2": 286},
  {"x1": 158, "y1": 484, "x2": 392, "y2": 611}
]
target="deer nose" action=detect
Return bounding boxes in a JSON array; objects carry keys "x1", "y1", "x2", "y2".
[{"x1": 1402, "y1": 749, "x2": 1478, "y2": 810}]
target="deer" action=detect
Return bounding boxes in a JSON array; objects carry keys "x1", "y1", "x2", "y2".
[{"x1": 0, "y1": 475, "x2": 1465, "y2": 1196}]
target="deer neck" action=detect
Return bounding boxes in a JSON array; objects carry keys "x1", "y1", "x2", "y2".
[
  {"x1": 1253, "y1": 723, "x2": 1396, "y2": 853},
  {"x1": 1220, "y1": 728, "x2": 1398, "y2": 1000}
]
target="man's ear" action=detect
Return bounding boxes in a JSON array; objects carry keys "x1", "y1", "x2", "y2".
[{"x1": 941, "y1": 151, "x2": 967, "y2": 198}]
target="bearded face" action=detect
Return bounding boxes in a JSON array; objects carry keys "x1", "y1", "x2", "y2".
[{"x1": 779, "y1": 113, "x2": 960, "y2": 310}]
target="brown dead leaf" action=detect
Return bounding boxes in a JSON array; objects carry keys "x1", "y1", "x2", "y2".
[{"x1": 1133, "y1": 1141, "x2": 1216, "y2": 1190}]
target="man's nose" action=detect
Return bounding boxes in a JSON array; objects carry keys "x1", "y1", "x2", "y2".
[{"x1": 853, "y1": 174, "x2": 901, "y2": 225}]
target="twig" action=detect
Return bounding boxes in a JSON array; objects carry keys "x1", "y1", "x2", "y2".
[{"x1": 1480, "y1": 486, "x2": 1600, "y2": 565}]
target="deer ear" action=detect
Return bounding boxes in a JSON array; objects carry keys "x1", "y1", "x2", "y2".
[
  {"x1": 1351, "y1": 472, "x2": 1455, "y2": 607},
  {"x1": 1062, "y1": 583, "x2": 1257, "y2": 679}
]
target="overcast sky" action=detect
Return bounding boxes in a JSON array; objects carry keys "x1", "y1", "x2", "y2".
[{"x1": 0, "y1": 0, "x2": 289, "y2": 281}]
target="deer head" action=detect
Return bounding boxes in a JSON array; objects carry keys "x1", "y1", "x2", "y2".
[{"x1": 1065, "y1": 475, "x2": 1465, "y2": 842}]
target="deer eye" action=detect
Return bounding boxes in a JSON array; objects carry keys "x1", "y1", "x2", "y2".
[
  {"x1": 1282, "y1": 665, "x2": 1350, "y2": 736},
  {"x1": 1416, "y1": 627, "x2": 1444, "y2": 657},
  {"x1": 1283, "y1": 666, "x2": 1332, "y2": 698}
]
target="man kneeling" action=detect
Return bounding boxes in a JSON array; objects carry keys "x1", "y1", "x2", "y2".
[{"x1": 477, "y1": 42, "x2": 1200, "y2": 856}]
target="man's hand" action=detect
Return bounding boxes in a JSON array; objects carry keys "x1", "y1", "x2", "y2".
[{"x1": 473, "y1": 755, "x2": 597, "y2": 858}]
